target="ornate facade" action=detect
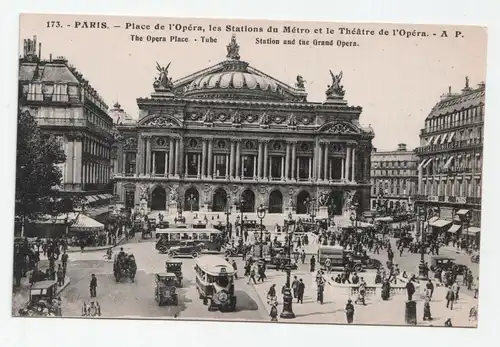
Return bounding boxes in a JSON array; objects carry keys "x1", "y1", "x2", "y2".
[
  {"x1": 370, "y1": 143, "x2": 418, "y2": 211},
  {"x1": 113, "y1": 35, "x2": 374, "y2": 217},
  {"x1": 18, "y1": 36, "x2": 114, "y2": 202},
  {"x1": 414, "y1": 78, "x2": 484, "y2": 237}
]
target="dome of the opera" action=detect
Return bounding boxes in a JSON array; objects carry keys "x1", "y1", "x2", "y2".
[{"x1": 184, "y1": 60, "x2": 284, "y2": 101}]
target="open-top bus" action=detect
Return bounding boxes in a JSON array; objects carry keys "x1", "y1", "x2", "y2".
[{"x1": 155, "y1": 227, "x2": 224, "y2": 253}]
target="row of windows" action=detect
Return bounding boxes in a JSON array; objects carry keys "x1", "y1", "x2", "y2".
[
  {"x1": 372, "y1": 185, "x2": 414, "y2": 196},
  {"x1": 84, "y1": 108, "x2": 112, "y2": 131},
  {"x1": 423, "y1": 154, "x2": 481, "y2": 175},
  {"x1": 424, "y1": 105, "x2": 484, "y2": 133},
  {"x1": 84, "y1": 137, "x2": 110, "y2": 159},
  {"x1": 372, "y1": 160, "x2": 413, "y2": 168},
  {"x1": 372, "y1": 170, "x2": 417, "y2": 176},
  {"x1": 421, "y1": 178, "x2": 481, "y2": 198}
]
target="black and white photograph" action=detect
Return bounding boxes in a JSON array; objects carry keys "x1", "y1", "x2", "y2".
[{"x1": 11, "y1": 13, "x2": 487, "y2": 328}]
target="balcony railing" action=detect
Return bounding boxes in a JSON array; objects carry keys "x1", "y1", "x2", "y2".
[
  {"x1": 416, "y1": 138, "x2": 482, "y2": 153},
  {"x1": 36, "y1": 117, "x2": 87, "y2": 127},
  {"x1": 435, "y1": 167, "x2": 474, "y2": 174},
  {"x1": 420, "y1": 116, "x2": 485, "y2": 135},
  {"x1": 412, "y1": 195, "x2": 481, "y2": 205}
]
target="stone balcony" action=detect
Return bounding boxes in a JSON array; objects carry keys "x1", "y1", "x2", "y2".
[
  {"x1": 412, "y1": 194, "x2": 481, "y2": 206},
  {"x1": 415, "y1": 138, "x2": 482, "y2": 154}
]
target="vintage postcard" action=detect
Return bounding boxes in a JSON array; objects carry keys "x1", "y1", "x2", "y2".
[{"x1": 13, "y1": 13, "x2": 485, "y2": 327}]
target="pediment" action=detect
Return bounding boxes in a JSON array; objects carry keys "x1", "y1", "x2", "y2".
[
  {"x1": 318, "y1": 121, "x2": 361, "y2": 135},
  {"x1": 138, "y1": 114, "x2": 182, "y2": 128}
]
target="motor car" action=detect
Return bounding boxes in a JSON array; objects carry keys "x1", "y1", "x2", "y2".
[
  {"x1": 167, "y1": 240, "x2": 206, "y2": 258},
  {"x1": 165, "y1": 260, "x2": 183, "y2": 287},
  {"x1": 154, "y1": 273, "x2": 178, "y2": 306},
  {"x1": 429, "y1": 256, "x2": 468, "y2": 275}
]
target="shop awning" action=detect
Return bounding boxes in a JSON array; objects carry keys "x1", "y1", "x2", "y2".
[
  {"x1": 440, "y1": 133, "x2": 448, "y2": 144},
  {"x1": 105, "y1": 194, "x2": 114, "y2": 199},
  {"x1": 447, "y1": 224, "x2": 461, "y2": 233},
  {"x1": 456, "y1": 209, "x2": 470, "y2": 216},
  {"x1": 423, "y1": 158, "x2": 433, "y2": 168},
  {"x1": 70, "y1": 214, "x2": 104, "y2": 232},
  {"x1": 443, "y1": 156, "x2": 454, "y2": 169},
  {"x1": 375, "y1": 216, "x2": 393, "y2": 222},
  {"x1": 428, "y1": 216, "x2": 439, "y2": 224},
  {"x1": 433, "y1": 135, "x2": 441, "y2": 145},
  {"x1": 426, "y1": 136, "x2": 434, "y2": 146},
  {"x1": 448, "y1": 132, "x2": 455, "y2": 143},
  {"x1": 467, "y1": 227, "x2": 481, "y2": 234},
  {"x1": 430, "y1": 219, "x2": 452, "y2": 228},
  {"x1": 85, "y1": 196, "x2": 97, "y2": 202},
  {"x1": 418, "y1": 159, "x2": 429, "y2": 169},
  {"x1": 98, "y1": 194, "x2": 108, "y2": 200}
]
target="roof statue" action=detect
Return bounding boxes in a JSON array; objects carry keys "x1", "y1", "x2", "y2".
[
  {"x1": 295, "y1": 75, "x2": 306, "y2": 89},
  {"x1": 153, "y1": 62, "x2": 174, "y2": 91},
  {"x1": 326, "y1": 70, "x2": 345, "y2": 98},
  {"x1": 226, "y1": 34, "x2": 240, "y2": 61}
]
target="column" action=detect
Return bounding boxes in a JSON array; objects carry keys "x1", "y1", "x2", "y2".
[
  {"x1": 323, "y1": 143, "x2": 329, "y2": 181},
  {"x1": 179, "y1": 137, "x2": 185, "y2": 177},
  {"x1": 308, "y1": 157, "x2": 312, "y2": 180},
  {"x1": 164, "y1": 152, "x2": 168, "y2": 176},
  {"x1": 184, "y1": 154, "x2": 188, "y2": 176},
  {"x1": 235, "y1": 140, "x2": 241, "y2": 180},
  {"x1": 291, "y1": 142, "x2": 296, "y2": 180},
  {"x1": 201, "y1": 139, "x2": 207, "y2": 177},
  {"x1": 122, "y1": 151, "x2": 127, "y2": 175},
  {"x1": 313, "y1": 141, "x2": 320, "y2": 180},
  {"x1": 225, "y1": 154, "x2": 230, "y2": 178},
  {"x1": 341, "y1": 158, "x2": 345, "y2": 180},
  {"x1": 285, "y1": 142, "x2": 290, "y2": 180},
  {"x1": 296, "y1": 158, "x2": 299, "y2": 180},
  {"x1": 197, "y1": 154, "x2": 201, "y2": 178},
  {"x1": 174, "y1": 138, "x2": 180, "y2": 176},
  {"x1": 345, "y1": 146, "x2": 352, "y2": 181},
  {"x1": 73, "y1": 136, "x2": 83, "y2": 185},
  {"x1": 329, "y1": 159, "x2": 332, "y2": 181},
  {"x1": 269, "y1": 156, "x2": 273, "y2": 180},
  {"x1": 207, "y1": 139, "x2": 213, "y2": 178},
  {"x1": 281, "y1": 155, "x2": 285, "y2": 180},
  {"x1": 152, "y1": 152, "x2": 156, "y2": 174},
  {"x1": 351, "y1": 146, "x2": 356, "y2": 182},
  {"x1": 169, "y1": 138, "x2": 175, "y2": 177},
  {"x1": 263, "y1": 141, "x2": 268, "y2": 179},
  {"x1": 66, "y1": 139, "x2": 74, "y2": 184},
  {"x1": 257, "y1": 141, "x2": 263, "y2": 179},
  {"x1": 229, "y1": 141, "x2": 235, "y2": 179},
  {"x1": 318, "y1": 142, "x2": 323, "y2": 181},
  {"x1": 145, "y1": 136, "x2": 151, "y2": 175},
  {"x1": 253, "y1": 155, "x2": 257, "y2": 180}
]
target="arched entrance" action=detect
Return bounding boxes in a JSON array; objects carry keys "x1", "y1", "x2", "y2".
[
  {"x1": 269, "y1": 190, "x2": 283, "y2": 214},
  {"x1": 125, "y1": 191, "x2": 135, "y2": 209},
  {"x1": 151, "y1": 186, "x2": 167, "y2": 210},
  {"x1": 184, "y1": 187, "x2": 200, "y2": 212},
  {"x1": 329, "y1": 191, "x2": 343, "y2": 215},
  {"x1": 296, "y1": 191, "x2": 310, "y2": 214},
  {"x1": 212, "y1": 188, "x2": 227, "y2": 212},
  {"x1": 241, "y1": 189, "x2": 255, "y2": 212}
]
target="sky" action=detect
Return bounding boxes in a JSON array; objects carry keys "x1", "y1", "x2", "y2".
[{"x1": 19, "y1": 14, "x2": 487, "y2": 151}]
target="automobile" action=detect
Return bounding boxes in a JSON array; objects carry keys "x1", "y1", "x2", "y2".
[
  {"x1": 223, "y1": 243, "x2": 247, "y2": 257},
  {"x1": 344, "y1": 250, "x2": 381, "y2": 269},
  {"x1": 318, "y1": 245, "x2": 364, "y2": 272},
  {"x1": 429, "y1": 256, "x2": 468, "y2": 275},
  {"x1": 167, "y1": 240, "x2": 206, "y2": 258},
  {"x1": 165, "y1": 260, "x2": 183, "y2": 287},
  {"x1": 18, "y1": 280, "x2": 62, "y2": 317},
  {"x1": 154, "y1": 273, "x2": 178, "y2": 306}
]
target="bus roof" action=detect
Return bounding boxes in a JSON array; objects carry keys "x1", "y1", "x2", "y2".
[
  {"x1": 195, "y1": 255, "x2": 235, "y2": 276},
  {"x1": 156, "y1": 227, "x2": 222, "y2": 234}
]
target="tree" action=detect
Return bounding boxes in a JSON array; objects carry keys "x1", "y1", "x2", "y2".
[{"x1": 15, "y1": 110, "x2": 66, "y2": 233}]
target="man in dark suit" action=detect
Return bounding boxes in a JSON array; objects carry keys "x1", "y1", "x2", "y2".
[
  {"x1": 406, "y1": 279, "x2": 415, "y2": 301},
  {"x1": 297, "y1": 279, "x2": 305, "y2": 304}
]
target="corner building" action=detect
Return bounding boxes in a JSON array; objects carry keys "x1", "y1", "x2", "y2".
[
  {"x1": 114, "y1": 36, "x2": 374, "y2": 217},
  {"x1": 414, "y1": 79, "x2": 484, "y2": 241}
]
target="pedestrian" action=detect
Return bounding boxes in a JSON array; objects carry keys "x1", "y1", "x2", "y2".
[
  {"x1": 297, "y1": 278, "x2": 305, "y2": 304},
  {"x1": 247, "y1": 266, "x2": 257, "y2": 284},
  {"x1": 294, "y1": 249, "x2": 299, "y2": 263},
  {"x1": 310, "y1": 255, "x2": 316, "y2": 272},
  {"x1": 345, "y1": 299, "x2": 355, "y2": 324},
  {"x1": 269, "y1": 302, "x2": 278, "y2": 322},
  {"x1": 474, "y1": 277, "x2": 479, "y2": 299},
  {"x1": 445, "y1": 286, "x2": 455, "y2": 310},
  {"x1": 61, "y1": 250, "x2": 68, "y2": 275},
  {"x1": 357, "y1": 278, "x2": 366, "y2": 306},
  {"x1": 426, "y1": 279, "x2": 434, "y2": 300},
  {"x1": 423, "y1": 296, "x2": 432, "y2": 321},
  {"x1": 452, "y1": 281, "x2": 460, "y2": 302},
  {"x1": 292, "y1": 276, "x2": 299, "y2": 299},
  {"x1": 317, "y1": 278, "x2": 324, "y2": 304},
  {"x1": 444, "y1": 318, "x2": 453, "y2": 327},
  {"x1": 90, "y1": 274, "x2": 97, "y2": 298},
  {"x1": 300, "y1": 250, "x2": 306, "y2": 264},
  {"x1": 232, "y1": 260, "x2": 238, "y2": 279},
  {"x1": 56, "y1": 264, "x2": 64, "y2": 286}
]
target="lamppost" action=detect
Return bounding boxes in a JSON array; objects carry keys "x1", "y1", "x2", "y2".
[
  {"x1": 257, "y1": 204, "x2": 266, "y2": 258},
  {"x1": 417, "y1": 204, "x2": 437, "y2": 280},
  {"x1": 237, "y1": 198, "x2": 245, "y2": 238},
  {"x1": 224, "y1": 204, "x2": 231, "y2": 239},
  {"x1": 306, "y1": 198, "x2": 317, "y2": 222},
  {"x1": 187, "y1": 193, "x2": 197, "y2": 213},
  {"x1": 280, "y1": 225, "x2": 295, "y2": 319},
  {"x1": 460, "y1": 211, "x2": 471, "y2": 248}
]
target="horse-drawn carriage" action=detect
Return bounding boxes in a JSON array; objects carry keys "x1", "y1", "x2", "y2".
[
  {"x1": 113, "y1": 253, "x2": 137, "y2": 282},
  {"x1": 18, "y1": 280, "x2": 62, "y2": 317}
]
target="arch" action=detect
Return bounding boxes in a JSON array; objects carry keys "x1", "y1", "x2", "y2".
[
  {"x1": 212, "y1": 188, "x2": 228, "y2": 212},
  {"x1": 138, "y1": 114, "x2": 182, "y2": 127},
  {"x1": 184, "y1": 187, "x2": 200, "y2": 212},
  {"x1": 241, "y1": 189, "x2": 256, "y2": 212},
  {"x1": 296, "y1": 190, "x2": 311, "y2": 214},
  {"x1": 269, "y1": 190, "x2": 283, "y2": 214},
  {"x1": 125, "y1": 191, "x2": 135, "y2": 209},
  {"x1": 151, "y1": 186, "x2": 167, "y2": 210}
]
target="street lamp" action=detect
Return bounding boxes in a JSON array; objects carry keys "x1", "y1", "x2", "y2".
[
  {"x1": 257, "y1": 204, "x2": 266, "y2": 258},
  {"x1": 417, "y1": 205, "x2": 436, "y2": 280},
  {"x1": 305, "y1": 198, "x2": 317, "y2": 222},
  {"x1": 238, "y1": 198, "x2": 245, "y2": 238},
  {"x1": 187, "y1": 193, "x2": 197, "y2": 213},
  {"x1": 224, "y1": 204, "x2": 231, "y2": 239},
  {"x1": 280, "y1": 225, "x2": 295, "y2": 319}
]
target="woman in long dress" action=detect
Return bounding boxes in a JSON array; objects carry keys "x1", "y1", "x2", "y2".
[{"x1": 381, "y1": 279, "x2": 391, "y2": 300}]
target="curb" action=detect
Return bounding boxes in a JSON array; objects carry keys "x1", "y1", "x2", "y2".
[{"x1": 56, "y1": 276, "x2": 71, "y2": 295}]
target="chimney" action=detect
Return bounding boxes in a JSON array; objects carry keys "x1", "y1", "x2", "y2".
[
  {"x1": 448, "y1": 86, "x2": 451, "y2": 94},
  {"x1": 397, "y1": 143, "x2": 407, "y2": 152},
  {"x1": 38, "y1": 42, "x2": 41, "y2": 59},
  {"x1": 462, "y1": 76, "x2": 472, "y2": 92},
  {"x1": 372, "y1": 147, "x2": 377, "y2": 153},
  {"x1": 478, "y1": 81, "x2": 485, "y2": 89},
  {"x1": 49, "y1": 54, "x2": 52, "y2": 62}
]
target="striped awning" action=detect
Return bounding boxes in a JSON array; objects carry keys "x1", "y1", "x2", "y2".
[
  {"x1": 433, "y1": 135, "x2": 441, "y2": 145},
  {"x1": 423, "y1": 158, "x2": 433, "y2": 168},
  {"x1": 440, "y1": 133, "x2": 448, "y2": 144},
  {"x1": 418, "y1": 159, "x2": 429, "y2": 169},
  {"x1": 70, "y1": 214, "x2": 104, "y2": 232},
  {"x1": 85, "y1": 196, "x2": 97, "y2": 202},
  {"x1": 448, "y1": 132, "x2": 455, "y2": 143},
  {"x1": 467, "y1": 227, "x2": 481, "y2": 234},
  {"x1": 448, "y1": 224, "x2": 461, "y2": 233},
  {"x1": 426, "y1": 136, "x2": 434, "y2": 146},
  {"x1": 430, "y1": 219, "x2": 452, "y2": 228},
  {"x1": 443, "y1": 156, "x2": 454, "y2": 169}
]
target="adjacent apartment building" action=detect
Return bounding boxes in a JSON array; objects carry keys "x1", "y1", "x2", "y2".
[
  {"x1": 370, "y1": 143, "x2": 418, "y2": 211},
  {"x1": 414, "y1": 78, "x2": 484, "y2": 244}
]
